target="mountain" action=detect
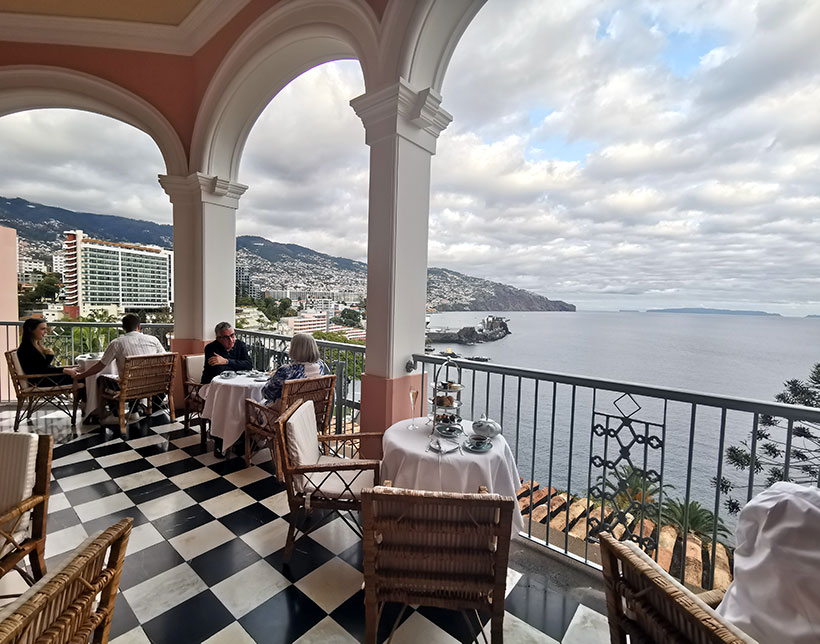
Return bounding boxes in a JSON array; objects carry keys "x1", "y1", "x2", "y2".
[
  {"x1": 2, "y1": 195, "x2": 575, "y2": 312},
  {"x1": 0, "y1": 197, "x2": 173, "y2": 249},
  {"x1": 427, "y1": 268, "x2": 574, "y2": 312}
]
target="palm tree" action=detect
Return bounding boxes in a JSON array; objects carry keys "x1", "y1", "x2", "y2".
[
  {"x1": 661, "y1": 499, "x2": 730, "y2": 544},
  {"x1": 596, "y1": 464, "x2": 672, "y2": 512}
]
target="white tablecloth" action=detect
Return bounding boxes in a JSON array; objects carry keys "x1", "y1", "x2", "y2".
[
  {"x1": 381, "y1": 418, "x2": 524, "y2": 531},
  {"x1": 201, "y1": 375, "x2": 267, "y2": 449},
  {"x1": 76, "y1": 355, "x2": 117, "y2": 420}
]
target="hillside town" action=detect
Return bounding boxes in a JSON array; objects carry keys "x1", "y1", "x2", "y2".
[{"x1": 16, "y1": 231, "x2": 368, "y2": 341}]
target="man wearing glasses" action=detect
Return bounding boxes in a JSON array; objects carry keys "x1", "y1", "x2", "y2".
[{"x1": 201, "y1": 321, "x2": 252, "y2": 384}]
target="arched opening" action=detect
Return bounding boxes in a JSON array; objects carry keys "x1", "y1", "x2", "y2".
[
  {"x1": 236, "y1": 59, "x2": 368, "y2": 295},
  {"x1": 0, "y1": 107, "x2": 173, "y2": 320}
]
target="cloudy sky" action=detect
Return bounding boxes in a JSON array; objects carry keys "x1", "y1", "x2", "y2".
[{"x1": 1, "y1": 0, "x2": 819, "y2": 315}]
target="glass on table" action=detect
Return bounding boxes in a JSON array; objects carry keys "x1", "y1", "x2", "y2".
[{"x1": 408, "y1": 387, "x2": 420, "y2": 430}]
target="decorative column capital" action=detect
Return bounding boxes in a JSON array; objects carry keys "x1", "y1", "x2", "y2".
[
  {"x1": 350, "y1": 79, "x2": 453, "y2": 154},
  {"x1": 159, "y1": 172, "x2": 248, "y2": 208}
]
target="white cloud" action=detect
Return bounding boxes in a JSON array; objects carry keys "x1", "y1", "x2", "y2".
[{"x1": 0, "y1": 1, "x2": 818, "y2": 314}]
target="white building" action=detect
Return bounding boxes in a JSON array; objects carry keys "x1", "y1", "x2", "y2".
[
  {"x1": 17, "y1": 256, "x2": 48, "y2": 284},
  {"x1": 278, "y1": 313, "x2": 366, "y2": 341},
  {"x1": 51, "y1": 250, "x2": 66, "y2": 277},
  {"x1": 62, "y1": 230, "x2": 173, "y2": 318}
]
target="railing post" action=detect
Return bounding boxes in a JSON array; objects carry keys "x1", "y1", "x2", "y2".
[{"x1": 335, "y1": 361, "x2": 344, "y2": 434}]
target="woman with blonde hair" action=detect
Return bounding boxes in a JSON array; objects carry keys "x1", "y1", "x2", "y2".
[
  {"x1": 17, "y1": 318, "x2": 76, "y2": 385},
  {"x1": 262, "y1": 333, "x2": 330, "y2": 410}
]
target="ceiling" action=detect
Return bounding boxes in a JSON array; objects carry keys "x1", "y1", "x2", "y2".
[{"x1": 0, "y1": 0, "x2": 203, "y2": 26}]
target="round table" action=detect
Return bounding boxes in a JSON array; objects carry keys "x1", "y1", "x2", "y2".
[
  {"x1": 381, "y1": 418, "x2": 524, "y2": 531},
  {"x1": 76, "y1": 354, "x2": 117, "y2": 420},
  {"x1": 201, "y1": 374, "x2": 267, "y2": 450}
]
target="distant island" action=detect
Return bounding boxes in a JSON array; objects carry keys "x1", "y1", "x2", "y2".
[{"x1": 647, "y1": 308, "x2": 781, "y2": 317}]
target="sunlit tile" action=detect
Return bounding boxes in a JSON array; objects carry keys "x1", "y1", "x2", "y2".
[
  {"x1": 123, "y1": 563, "x2": 207, "y2": 623},
  {"x1": 561, "y1": 603, "x2": 609, "y2": 644},
  {"x1": 294, "y1": 616, "x2": 359, "y2": 643},
  {"x1": 201, "y1": 489, "x2": 255, "y2": 519},
  {"x1": 74, "y1": 492, "x2": 134, "y2": 523},
  {"x1": 240, "y1": 518, "x2": 289, "y2": 557},
  {"x1": 211, "y1": 559, "x2": 289, "y2": 618},
  {"x1": 295, "y1": 557, "x2": 362, "y2": 613},
  {"x1": 169, "y1": 521, "x2": 235, "y2": 561}
]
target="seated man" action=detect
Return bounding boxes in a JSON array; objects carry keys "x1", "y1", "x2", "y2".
[
  {"x1": 69, "y1": 313, "x2": 166, "y2": 420},
  {"x1": 201, "y1": 322, "x2": 252, "y2": 384}
]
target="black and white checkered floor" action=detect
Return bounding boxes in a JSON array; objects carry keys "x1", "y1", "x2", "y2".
[{"x1": 1, "y1": 408, "x2": 609, "y2": 643}]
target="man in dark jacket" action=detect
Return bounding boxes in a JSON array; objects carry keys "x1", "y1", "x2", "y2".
[{"x1": 201, "y1": 321, "x2": 252, "y2": 384}]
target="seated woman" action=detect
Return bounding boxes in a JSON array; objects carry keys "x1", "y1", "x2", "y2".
[
  {"x1": 17, "y1": 318, "x2": 76, "y2": 386},
  {"x1": 262, "y1": 333, "x2": 330, "y2": 412}
]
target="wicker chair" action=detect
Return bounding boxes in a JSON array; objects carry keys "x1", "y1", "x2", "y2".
[
  {"x1": 599, "y1": 533, "x2": 756, "y2": 644},
  {"x1": 256, "y1": 398, "x2": 380, "y2": 561},
  {"x1": 280, "y1": 375, "x2": 336, "y2": 434},
  {"x1": 245, "y1": 375, "x2": 337, "y2": 474},
  {"x1": 98, "y1": 353, "x2": 177, "y2": 435},
  {"x1": 0, "y1": 434, "x2": 52, "y2": 587},
  {"x1": 182, "y1": 354, "x2": 208, "y2": 446},
  {"x1": 0, "y1": 518, "x2": 132, "y2": 644},
  {"x1": 361, "y1": 484, "x2": 515, "y2": 644},
  {"x1": 5, "y1": 351, "x2": 84, "y2": 432}
]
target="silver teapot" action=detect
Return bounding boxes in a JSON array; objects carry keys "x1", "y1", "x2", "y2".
[{"x1": 472, "y1": 414, "x2": 502, "y2": 438}]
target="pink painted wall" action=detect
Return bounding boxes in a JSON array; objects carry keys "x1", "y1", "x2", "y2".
[{"x1": 0, "y1": 225, "x2": 17, "y2": 400}]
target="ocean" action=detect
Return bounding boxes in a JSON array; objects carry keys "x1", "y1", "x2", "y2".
[{"x1": 425, "y1": 311, "x2": 819, "y2": 528}]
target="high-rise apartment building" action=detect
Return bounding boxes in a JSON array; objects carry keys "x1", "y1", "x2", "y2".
[
  {"x1": 17, "y1": 256, "x2": 48, "y2": 284},
  {"x1": 62, "y1": 230, "x2": 173, "y2": 318},
  {"x1": 236, "y1": 265, "x2": 261, "y2": 299}
]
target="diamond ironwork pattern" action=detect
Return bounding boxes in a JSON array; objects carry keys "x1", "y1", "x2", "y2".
[{"x1": 587, "y1": 396, "x2": 665, "y2": 553}]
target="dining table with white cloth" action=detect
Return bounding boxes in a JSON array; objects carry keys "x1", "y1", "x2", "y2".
[
  {"x1": 201, "y1": 373, "x2": 268, "y2": 450},
  {"x1": 381, "y1": 418, "x2": 524, "y2": 532},
  {"x1": 76, "y1": 354, "x2": 117, "y2": 420}
]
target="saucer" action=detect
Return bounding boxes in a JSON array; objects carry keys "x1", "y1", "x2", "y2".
[
  {"x1": 463, "y1": 437, "x2": 493, "y2": 453},
  {"x1": 435, "y1": 424, "x2": 462, "y2": 439}
]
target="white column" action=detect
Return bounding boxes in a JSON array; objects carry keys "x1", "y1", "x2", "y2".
[
  {"x1": 351, "y1": 80, "x2": 452, "y2": 379},
  {"x1": 159, "y1": 173, "x2": 247, "y2": 343}
]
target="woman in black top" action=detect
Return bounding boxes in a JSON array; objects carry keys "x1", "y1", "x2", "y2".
[{"x1": 17, "y1": 318, "x2": 75, "y2": 386}]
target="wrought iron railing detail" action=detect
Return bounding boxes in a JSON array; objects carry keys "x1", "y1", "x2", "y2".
[{"x1": 411, "y1": 352, "x2": 820, "y2": 591}]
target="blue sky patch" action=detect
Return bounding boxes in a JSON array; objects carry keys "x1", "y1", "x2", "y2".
[{"x1": 660, "y1": 29, "x2": 724, "y2": 77}]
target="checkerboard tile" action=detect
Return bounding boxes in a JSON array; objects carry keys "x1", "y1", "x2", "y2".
[{"x1": 2, "y1": 408, "x2": 609, "y2": 643}]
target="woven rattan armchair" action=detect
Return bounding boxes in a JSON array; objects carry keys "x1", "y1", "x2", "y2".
[
  {"x1": 0, "y1": 434, "x2": 51, "y2": 587},
  {"x1": 5, "y1": 351, "x2": 84, "y2": 432},
  {"x1": 245, "y1": 375, "x2": 337, "y2": 474},
  {"x1": 98, "y1": 353, "x2": 177, "y2": 435},
  {"x1": 0, "y1": 518, "x2": 132, "y2": 644},
  {"x1": 361, "y1": 484, "x2": 515, "y2": 644},
  {"x1": 260, "y1": 398, "x2": 380, "y2": 561},
  {"x1": 280, "y1": 375, "x2": 336, "y2": 434},
  {"x1": 599, "y1": 533, "x2": 756, "y2": 644},
  {"x1": 182, "y1": 354, "x2": 208, "y2": 446}
]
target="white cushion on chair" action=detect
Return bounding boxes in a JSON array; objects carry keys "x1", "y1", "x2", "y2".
[
  {"x1": 11, "y1": 352, "x2": 31, "y2": 392},
  {"x1": 0, "y1": 434, "x2": 38, "y2": 558},
  {"x1": 306, "y1": 455, "x2": 374, "y2": 500},
  {"x1": 184, "y1": 354, "x2": 205, "y2": 384},
  {"x1": 285, "y1": 400, "x2": 321, "y2": 467}
]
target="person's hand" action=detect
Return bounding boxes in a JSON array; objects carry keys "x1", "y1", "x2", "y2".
[
  {"x1": 63, "y1": 367, "x2": 80, "y2": 379},
  {"x1": 208, "y1": 355, "x2": 228, "y2": 366}
]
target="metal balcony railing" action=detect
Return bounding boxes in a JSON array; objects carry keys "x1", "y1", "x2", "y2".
[
  {"x1": 2, "y1": 319, "x2": 818, "y2": 591},
  {"x1": 235, "y1": 329, "x2": 364, "y2": 434},
  {"x1": 411, "y1": 352, "x2": 820, "y2": 592}
]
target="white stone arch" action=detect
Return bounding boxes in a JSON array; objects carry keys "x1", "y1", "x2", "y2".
[
  {"x1": 383, "y1": 0, "x2": 486, "y2": 94},
  {"x1": 191, "y1": 0, "x2": 379, "y2": 182},
  {"x1": 0, "y1": 65, "x2": 188, "y2": 176}
]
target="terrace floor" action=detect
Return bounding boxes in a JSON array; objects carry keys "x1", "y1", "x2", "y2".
[{"x1": 0, "y1": 407, "x2": 609, "y2": 644}]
